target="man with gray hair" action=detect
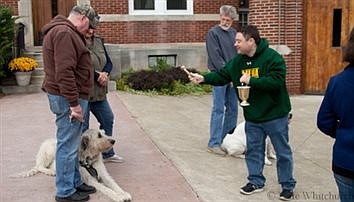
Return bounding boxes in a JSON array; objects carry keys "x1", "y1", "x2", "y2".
[
  {"x1": 205, "y1": 5, "x2": 238, "y2": 156},
  {"x1": 41, "y1": 4, "x2": 99, "y2": 202}
]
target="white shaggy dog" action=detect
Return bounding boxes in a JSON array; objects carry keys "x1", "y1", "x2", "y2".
[
  {"x1": 221, "y1": 121, "x2": 277, "y2": 166},
  {"x1": 11, "y1": 129, "x2": 132, "y2": 202}
]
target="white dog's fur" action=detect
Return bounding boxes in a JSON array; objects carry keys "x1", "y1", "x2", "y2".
[
  {"x1": 11, "y1": 129, "x2": 132, "y2": 202},
  {"x1": 221, "y1": 121, "x2": 277, "y2": 165}
]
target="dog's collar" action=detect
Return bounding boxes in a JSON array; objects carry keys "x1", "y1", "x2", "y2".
[
  {"x1": 81, "y1": 155, "x2": 99, "y2": 165},
  {"x1": 79, "y1": 160, "x2": 101, "y2": 182}
]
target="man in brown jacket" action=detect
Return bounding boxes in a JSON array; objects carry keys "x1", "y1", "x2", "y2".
[{"x1": 41, "y1": 4, "x2": 99, "y2": 202}]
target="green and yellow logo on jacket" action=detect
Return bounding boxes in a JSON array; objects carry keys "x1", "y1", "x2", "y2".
[{"x1": 242, "y1": 67, "x2": 259, "y2": 78}]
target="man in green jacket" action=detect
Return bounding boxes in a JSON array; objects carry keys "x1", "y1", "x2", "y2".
[{"x1": 189, "y1": 25, "x2": 296, "y2": 201}]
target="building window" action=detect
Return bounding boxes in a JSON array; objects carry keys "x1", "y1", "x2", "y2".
[
  {"x1": 134, "y1": 0, "x2": 154, "y2": 10},
  {"x1": 239, "y1": 0, "x2": 249, "y2": 8},
  {"x1": 238, "y1": 8, "x2": 249, "y2": 28},
  {"x1": 167, "y1": 0, "x2": 186, "y2": 10},
  {"x1": 332, "y1": 9, "x2": 342, "y2": 47},
  {"x1": 148, "y1": 55, "x2": 176, "y2": 67},
  {"x1": 129, "y1": 0, "x2": 193, "y2": 15}
]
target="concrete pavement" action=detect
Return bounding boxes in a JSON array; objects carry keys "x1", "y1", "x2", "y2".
[{"x1": 0, "y1": 91, "x2": 339, "y2": 202}]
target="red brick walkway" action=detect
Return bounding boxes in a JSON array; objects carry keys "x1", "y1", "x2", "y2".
[{"x1": 0, "y1": 93, "x2": 200, "y2": 202}]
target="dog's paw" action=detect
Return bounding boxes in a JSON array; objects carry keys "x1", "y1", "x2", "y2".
[
  {"x1": 43, "y1": 171, "x2": 56, "y2": 176},
  {"x1": 112, "y1": 191, "x2": 132, "y2": 202},
  {"x1": 122, "y1": 192, "x2": 132, "y2": 202},
  {"x1": 264, "y1": 157, "x2": 272, "y2": 166},
  {"x1": 268, "y1": 153, "x2": 277, "y2": 160}
]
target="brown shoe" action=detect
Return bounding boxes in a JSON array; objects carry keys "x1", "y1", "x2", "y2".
[{"x1": 207, "y1": 147, "x2": 226, "y2": 156}]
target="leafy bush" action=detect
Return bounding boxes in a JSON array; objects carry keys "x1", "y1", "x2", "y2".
[
  {"x1": 116, "y1": 66, "x2": 212, "y2": 96},
  {"x1": 127, "y1": 69, "x2": 175, "y2": 91},
  {"x1": 0, "y1": 5, "x2": 16, "y2": 77}
]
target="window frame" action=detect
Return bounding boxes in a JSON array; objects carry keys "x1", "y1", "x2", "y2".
[
  {"x1": 129, "y1": 0, "x2": 193, "y2": 15},
  {"x1": 238, "y1": 8, "x2": 249, "y2": 28},
  {"x1": 148, "y1": 54, "x2": 177, "y2": 67}
]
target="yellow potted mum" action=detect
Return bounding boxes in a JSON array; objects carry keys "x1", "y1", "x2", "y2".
[{"x1": 8, "y1": 57, "x2": 38, "y2": 86}]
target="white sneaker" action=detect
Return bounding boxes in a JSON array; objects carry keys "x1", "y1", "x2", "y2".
[{"x1": 103, "y1": 154, "x2": 124, "y2": 163}]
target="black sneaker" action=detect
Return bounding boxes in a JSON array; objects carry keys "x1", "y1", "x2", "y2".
[
  {"x1": 76, "y1": 183, "x2": 96, "y2": 194},
  {"x1": 280, "y1": 189, "x2": 293, "y2": 201},
  {"x1": 240, "y1": 183, "x2": 264, "y2": 195},
  {"x1": 55, "y1": 191, "x2": 89, "y2": 202}
]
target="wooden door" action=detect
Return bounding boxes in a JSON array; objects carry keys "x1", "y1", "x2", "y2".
[
  {"x1": 32, "y1": 0, "x2": 76, "y2": 46},
  {"x1": 32, "y1": 0, "x2": 51, "y2": 46},
  {"x1": 303, "y1": 0, "x2": 352, "y2": 94},
  {"x1": 57, "y1": 0, "x2": 76, "y2": 16}
]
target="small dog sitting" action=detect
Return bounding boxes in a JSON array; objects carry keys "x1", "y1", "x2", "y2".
[
  {"x1": 221, "y1": 121, "x2": 277, "y2": 166},
  {"x1": 11, "y1": 129, "x2": 132, "y2": 202}
]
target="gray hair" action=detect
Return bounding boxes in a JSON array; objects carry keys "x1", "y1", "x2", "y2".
[{"x1": 220, "y1": 5, "x2": 237, "y2": 20}]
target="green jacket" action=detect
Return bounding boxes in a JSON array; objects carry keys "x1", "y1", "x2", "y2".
[
  {"x1": 87, "y1": 36, "x2": 108, "y2": 102},
  {"x1": 204, "y1": 38, "x2": 291, "y2": 123}
]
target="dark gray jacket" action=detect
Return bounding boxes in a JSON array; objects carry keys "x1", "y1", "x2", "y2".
[{"x1": 206, "y1": 25, "x2": 237, "y2": 71}]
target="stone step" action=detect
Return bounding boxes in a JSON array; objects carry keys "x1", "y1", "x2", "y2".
[
  {"x1": 32, "y1": 67, "x2": 44, "y2": 76},
  {"x1": 1, "y1": 78, "x2": 116, "y2": 94},
  {"x1": 1, "y1": 70, "x2": 44, "y2": 85},
  {"x1": 31, "y1": 75, "x2": 44, "y2": 84},
  {"x1": 0, "y1": 83, "x2": 43, "y2": 94},
  {"x1": 1, "y1": 47, "x2": 44, "y2": 94}
]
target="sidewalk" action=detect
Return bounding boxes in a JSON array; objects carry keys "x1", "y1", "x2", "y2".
[{"x1": 0, "y1": 91, "x2": 339, "y2": 202}]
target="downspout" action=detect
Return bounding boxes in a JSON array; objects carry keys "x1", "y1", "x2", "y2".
[
  {"x1": 273, "y1": 0, "x2": 291, "y2": 55},
  {"x1": 278, "y1": 0, "x2": 281, "y2": 46}
]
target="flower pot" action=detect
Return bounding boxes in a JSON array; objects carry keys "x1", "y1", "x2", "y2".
[{"x1": 14, "y1": 71, "x2": 32, "y2": 86}]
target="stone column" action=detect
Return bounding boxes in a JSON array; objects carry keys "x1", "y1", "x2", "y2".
[{"x1": 17, "y1": 0, "x2": 34, "y2": 47}]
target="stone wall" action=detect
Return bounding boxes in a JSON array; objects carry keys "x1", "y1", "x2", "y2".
[{"x1": 105, "y1": 43, "x2": 208, "y2": 80}]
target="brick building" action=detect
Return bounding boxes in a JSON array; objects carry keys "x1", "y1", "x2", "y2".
[{"x1": 1, "y1": 0, "x2": 353, "y2": 94}]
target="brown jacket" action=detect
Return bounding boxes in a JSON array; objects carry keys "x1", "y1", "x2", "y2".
[{"x1": 41, "y1": 15, "x2": 93, "y2": 107}]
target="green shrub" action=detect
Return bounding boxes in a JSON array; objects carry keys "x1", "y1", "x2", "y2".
[
  {"x1": 169, "y1": 80, "x2": 212, "y2": 96},
  {"x1": 0, "y1": 5, "x2": 16, "y2": 77}
]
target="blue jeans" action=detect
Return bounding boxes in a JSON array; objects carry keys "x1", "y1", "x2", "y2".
[
  {"x1": 47, "y1": 93, "x2": 88, "y2": 197},
  {"x1": 245, "y1": 115, "x2": 296, "y2": 190},
  {"x1": 208, "y1": 84, "x2": 238, "y2": 148},
  {"x1": 334, "y1": 173, "x2": 354, "y2": 202},
  {"x1": 83, "y1": 99, "x2": 115, "y2": 158}
]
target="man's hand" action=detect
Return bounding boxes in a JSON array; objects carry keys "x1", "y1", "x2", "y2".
[
  {"x1": 70, "y1": 105, "x2": 84, "y2": 122},
  {"x1": 188, "y1": 72, "x2": 205, "y2": 84},
  {"x1": 97, "y1": 72, "x2": 109, "y2": 87},
  {"x1": 240, "y1": 73, "x2": 251, "y2": 85}
]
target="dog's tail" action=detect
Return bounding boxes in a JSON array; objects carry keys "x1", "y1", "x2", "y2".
[{"x1": 9, "y1": 167, "x2": 40, "y2": 178}]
